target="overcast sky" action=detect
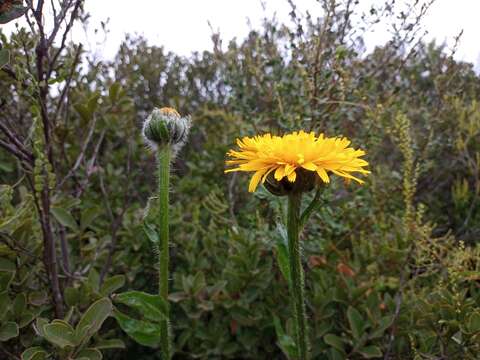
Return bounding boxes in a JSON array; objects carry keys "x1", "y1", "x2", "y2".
[{"x1": 2, "y1": 1, "x2": 480, "y2": 70}]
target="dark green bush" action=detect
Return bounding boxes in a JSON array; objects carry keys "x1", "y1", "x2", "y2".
[{"x1": 1, "y1": 1, "x2": 480, "y2": 359}]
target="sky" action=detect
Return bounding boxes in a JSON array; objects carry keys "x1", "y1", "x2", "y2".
[{"x1": 2, "y1": 1, "x2": 480, "y2": 70}]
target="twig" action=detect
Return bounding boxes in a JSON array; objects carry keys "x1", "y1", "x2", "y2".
[
  {"x1": 0, "y1": 121, "x2": 34, "y2": 161},
  {"x1": 53, "y1": 44, "x2": 82, "y2": 123},
  {"x1": 48, "y1": 0, "x2": 83, "y2": 77}
]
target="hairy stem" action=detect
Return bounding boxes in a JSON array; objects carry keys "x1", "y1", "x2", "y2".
[
  {"x1": 287, "y1": 193, "x2": 309, "y2": 360},
  {"x1": 157, "y1": 147, "x2": 172, "y2": 360}
]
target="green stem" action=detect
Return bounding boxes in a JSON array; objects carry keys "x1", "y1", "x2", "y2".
[
  {"x1": 287, "y1": 193, "x2": 310, "y2": 360},
  {"x1": 157, "y1": 146, "x2": 172, "y2": 360}
]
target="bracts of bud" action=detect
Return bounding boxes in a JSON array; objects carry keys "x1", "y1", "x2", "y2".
[
  {"x1": 264, "y1": 169, "x2": 318, "y2": 196},
  {"x1": 142, "y1": 107, "x2": 191, "y2": 155}
]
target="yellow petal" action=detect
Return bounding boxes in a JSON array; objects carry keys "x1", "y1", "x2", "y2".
[
  {"x1": 274, "y1": 166, "x2": 285, "y2": 180},
  {"x1": 316, "y1": 168, "x2": 330, "y2": 183},
  {"x1": 331, "y1": 170, "x2": 364, "y2": 184},
  {"x1": 287, "y1": 170, "x2": 297, "y2": 182},
  {"x1": 285, "y1": 164, "x2": 296, "y2": 175},
  {"x1": 224, "y1": 168, "x2": 239, "y2": 173},
  {"x1": 261, "y1": 167, "x2": 276, "y2": 183},
  {"x1": 248, "y1": 170, "x2": 267, "y2": 192},
  {"x1": 301, "y1": 162, "x2": 317, "y2": 171}
]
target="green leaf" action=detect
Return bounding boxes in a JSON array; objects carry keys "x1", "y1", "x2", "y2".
[
  {"x1": 0, "y1": 161, "x2": 13, "y2": 172},
  {"x1": 191, "y1": 272, "x2": 206, "y2": 296},
  {"x1": 272, "y1": 315, "x2": 297, "y2": 359},
  {"x1": 109, "y1": 82, "x2": 121, "y2": 103},
  {"x1": 113, "y1": 309, "x2": 161, "y2": 347},
  {"x1": 21, "y1": 347, "x2": 48, "y2": 360},
  {"x1": 0, "y1": 4, "x2": 27, "y2": 24},
  {"x1": 94, "y1": 338, "x2": 125, "y2": 349},
  {"x1": 143, "y1": 221, "x2": 158, "y2": 243},
  {"x1": 19, "y1": 310, "x2": 37, "y2": 328},
  {"x1": 80, "y1": 207, "x2": 99, "y2": 231},
  {"x1": 87, "y1": 93, "x2": 100, "y2": 114},
  {"x1": 0, "y1": 270, "x2": 15, "y2": 292},
  {"x1": 13, "y1": 293, "x2": 27, "y2": 317},
  {"x1": 75, "y1": 348, "x2": 102, "y2": 360},
  {"x1": 0, "y1": 291, "x2": 10, "y2": 318},
  {"x1": 64, "y1": 287, "x2": 80, "y2": 307},
  {"x1": 358, "y1": 345, "x2": 382, "y2": 358},
  {"x1": 329, "y1": 348, "x2": 346, "y2": 360},
  {"x1": 370, "y1": 315, "x2": 394, "y2": 339},
  {"x1": 324, "y1": 333, "x2": 345, "y2": 352},
  {"x1": 51, "y1": 207, "x2": 78, "y2": 231},
  {"x1": 34, "y1": 317, "x2": 48, "y2": 337},
  {"x1": 0, "y1": 321, "x2": 19, "y2": 341},
  {"x1": 74, "y1": 103, "x2": 91, "y2": 122},
  {"x1": 29, "y1": 290, "x2": 48, "y2": 306},
  {"x1": 87, "y1": 268, "x2": 100, "y2": 293},
  {"x1": 75, "y1": 298, "x2": 113, "y2": 344},
  {"x1": 300, "y1": 186, "x2": 323, "y2": 228},
  {"x1": 274, "y1": 223, "x2": 291, "y2": 286},
  {"x1": 347, "y1": 306, "x2": 364, "y2": 340},
  {"x1": 0, "y1": 49, "x2": 9, "y2": 69},
  {"x1": 114, "y1": 290, "x2": 167, "y2": 322},
  {"x1": 43, "y1": 320, "x2": 76, "y2": 348},
  {"x1": 0, "y1": 257, "x2": 16, "y2": 272},
  {"x1": 64, "y1": 306, "x2": 75, "y2": 324},
  {"x1": 100, "y1": 275, "x2": 125, "y2": 296},
  {"x1": 468, "y1": 312, "x2": 480, "y2": 333}
]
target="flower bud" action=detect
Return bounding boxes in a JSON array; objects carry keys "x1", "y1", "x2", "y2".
[
  {"x1": 143, "y1": 107, "x2": 190, "y2": 153},
  {"x1": 264, "y1": 169, "x2": 317, "y2": 196}
]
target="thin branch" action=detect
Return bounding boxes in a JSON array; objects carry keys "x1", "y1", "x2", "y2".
[
  {"x1": 53, "y1": 44, "x2": 82, "y2": 123},
  {"x1": 48, "y1": 0, "x2": 83, "y2": 77},
  {"x1": 0, "y1": 121, "x2": 34, "y2": 161},
  {"x1": 0, "y1": 139, "x2": 32, "y2": 170}
]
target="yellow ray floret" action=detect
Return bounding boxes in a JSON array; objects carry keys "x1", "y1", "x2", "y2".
[{"x1": 225, "y1": 131, "x2": 370, "y2": 192}]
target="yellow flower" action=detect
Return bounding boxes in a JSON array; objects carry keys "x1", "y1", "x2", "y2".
[{"x1": 225, "y1": 131, "x2": 370, "y2": 193}]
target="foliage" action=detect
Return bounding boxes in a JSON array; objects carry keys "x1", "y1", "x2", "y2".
[{"x1": 1, "y1": 0, "x2": 480, "y2": 359}]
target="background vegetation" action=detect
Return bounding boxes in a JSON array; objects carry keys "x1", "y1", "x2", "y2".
[{"x1": 1, "y1": 0, "x2": 480, "y2": 359}]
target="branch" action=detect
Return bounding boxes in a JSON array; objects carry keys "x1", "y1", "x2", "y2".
[
  {"x1": 0, "y1": 121, "x2": 34, "y2": 161},
  {"x1": 48, "y1": 0, "x2": 83, "y2": 77},
  {"x1": 0, "y1": 139, "x2": 33, "y2": 170},
  {"x1": 47, "y1": 0, "x2": 74, "y2": 46},
  {"x1": 53, "y1": 43, "x2": 82, "y2": 123},
  {"x1": 36, "y1": 0, "x2": 45, "y2": 16}
]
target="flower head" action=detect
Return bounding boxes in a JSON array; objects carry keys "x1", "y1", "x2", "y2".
[
  {"x1": 143, "y1": 107, "x2": 191, "y2": 153},
  {"x1": 225, "y1": 130, "x2": 370, "y2": 193}
]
